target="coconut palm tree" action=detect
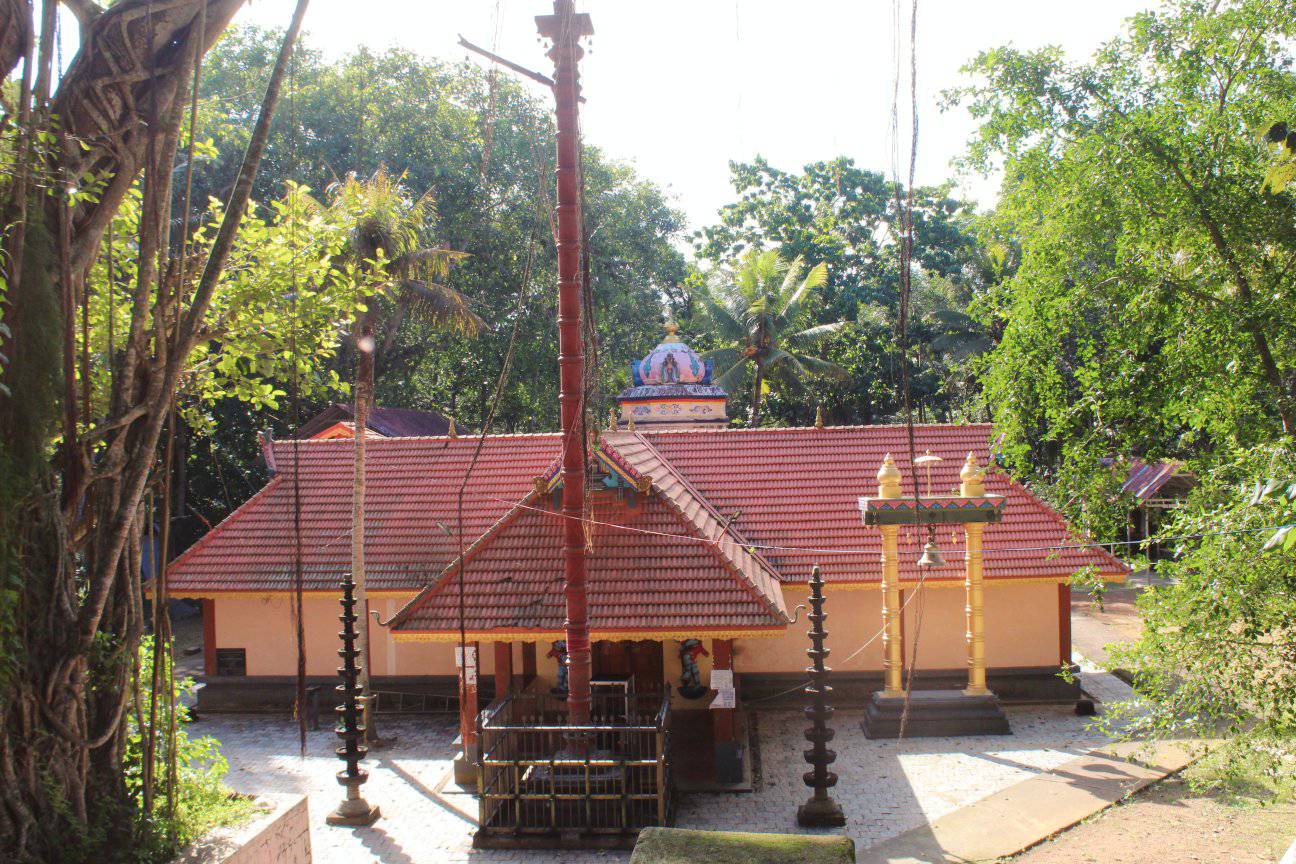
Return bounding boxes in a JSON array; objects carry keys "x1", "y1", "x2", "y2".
[
  {"x1": 695, "y1": 249, "x2": 847, "y2": 426},
  {"x1": 329, "y1": 168, "x2": 482, "y2": 741}
]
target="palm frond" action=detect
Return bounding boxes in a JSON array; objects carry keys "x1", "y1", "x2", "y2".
[
  {"x1": 399, "y1": 280, "x2": 484, "y2": 335},
  {"x1": 791, "y1": 353, "x2": 849, "y2": 380},
  {"x1": 713, "y1": 356, "x2": 753, "y2": 392},
  {"x1": 785, "y1": 321, "x2": 847, "y2": 349},
  {"x1": 693, "y1": 281, "x2": 751, "y2": 343}
]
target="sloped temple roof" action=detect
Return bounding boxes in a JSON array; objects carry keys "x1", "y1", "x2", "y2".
[{"x1": 166, "y1": 425, "x2": 1127, "y2": 638}]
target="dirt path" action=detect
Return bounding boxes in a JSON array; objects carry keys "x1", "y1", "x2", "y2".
[{"x1": 1004, "y1": 774, "x2": 1295, "y2": 863}]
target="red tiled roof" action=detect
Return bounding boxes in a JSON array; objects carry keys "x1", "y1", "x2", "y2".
[
  {"x1": 167, "y1": 425, "x2": 1127, "y2": 609},
  {"x1": 167, "y1": 435, "x2": 558, "y2": 593},
  {"x1": 297, "y1": 402, "x2": 452, "y2": 439},
  {"x1": 389, "y1": 489, "x2": 787, "y2": 636},
  {"x1": 638, "y1": 424, "x2": 1127, "y2": 584}
]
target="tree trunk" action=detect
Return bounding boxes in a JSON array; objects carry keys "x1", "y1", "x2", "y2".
[
  {"x1": 750, "y1": 362, "x2": 764, "y2": 427},
  {"x1": 352, "y1": 311, "x2": 376, "y2": 740},
  {"x1": 0, "y1": 3, "x2": 309, "y2": 858}
]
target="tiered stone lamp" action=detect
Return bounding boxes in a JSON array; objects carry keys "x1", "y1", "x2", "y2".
[{"x1": 858, "y1": 452, "x2": 1012, "y2": 738}]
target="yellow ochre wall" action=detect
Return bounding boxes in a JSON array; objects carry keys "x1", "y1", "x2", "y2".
[
  {"x1": 710, "y1": 581, "x2": 1058, "y2": 674},
  {"x1": 208, "y1": 580, "x2": 1059, "y2": 681}
]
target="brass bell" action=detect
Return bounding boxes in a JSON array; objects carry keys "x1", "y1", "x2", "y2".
[{"x1": 916, "y1": 539, "x2": 946, "y2": 569}]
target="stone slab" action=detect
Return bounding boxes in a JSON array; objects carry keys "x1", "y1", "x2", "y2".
[
  {"x1": 861, "y1": 690, "x2": 1011, "y2": 739},
  {"x1": 859, "y1": 740, "x2": 1204, "y2": 864},
  {"x1": 631, "y1": 827, "x2": 855, "y2": 864}
]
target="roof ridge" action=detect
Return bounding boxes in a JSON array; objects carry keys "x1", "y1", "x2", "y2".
[
  {"x1": 273, "y1": 431, "x2": 564, "y2": 448},
  {"x1": 636, "y1": 422, "x2": 996, "y2": 435},
  {"x1": 605, "y1": 433, "x2": 789, "y2": 622}
]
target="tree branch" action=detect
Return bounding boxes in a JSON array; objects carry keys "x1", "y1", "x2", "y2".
[{"x1": 60, "y1": 0, "x2": 100, "y2": 30}]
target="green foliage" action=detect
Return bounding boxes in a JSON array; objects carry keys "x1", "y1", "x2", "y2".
[
  {"x1": 950, "y1": 0, "x2": 1296, "y2": 489},
  {"x1": 1105, "y1": 443, "x2": 1296, "y2": 771},
  {"x1": 193, "y1": 27, "x2": 686, "y2": 414},
  {"x1": 81, "y1": 182, "x2": 364, "y2": 438},
  {"x1": 123, "y1": 637, "x2": 257, "y2": 862},
  {"x1": 693, "y1": 157, "x2": 991, "y2": 426},
  {"x1": 693, "y1": 248, "x2": 845, "y2": 423}
]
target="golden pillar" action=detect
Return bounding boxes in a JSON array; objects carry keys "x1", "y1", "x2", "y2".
[
  {"x1": 877, "y1": 454, "x2": 904, "y2": 696},
  {"x1": 961, "y1": 453, "x2": 989, "y2": 695}
]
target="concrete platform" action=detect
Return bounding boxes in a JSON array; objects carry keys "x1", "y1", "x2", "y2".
[
  {"x1": 859, "y1": 739, "x2": 1205, "y2": 863},
  {"x1": 861, "y1": 689, "x2": 1011, "y2": 739}
]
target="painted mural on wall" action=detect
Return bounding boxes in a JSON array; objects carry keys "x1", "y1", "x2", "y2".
[{"x1": 677, "y1": 638, "x2": 710, "y2": 699}]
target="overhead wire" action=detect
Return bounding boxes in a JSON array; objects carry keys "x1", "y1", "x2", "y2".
[{"x1": 286, "y1": 26, "x2": 309, "y2": 759}]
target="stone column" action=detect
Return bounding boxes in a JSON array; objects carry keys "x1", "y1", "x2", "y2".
[
  {"x1": 877, "y1": 454, "x2": 904, "y2": 697},
  {"x1": 961, "y1": 453, "x2": 988, "y2": 696}
]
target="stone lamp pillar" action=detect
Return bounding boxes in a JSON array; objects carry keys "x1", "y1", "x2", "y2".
[
  {"x1": 798, "y1": 565, "x2": 846, "y2": 827},
  {"x1": 327, "y1": 569, "x2": 381, "y2": 826}
]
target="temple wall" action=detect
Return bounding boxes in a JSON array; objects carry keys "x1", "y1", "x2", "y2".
[
  {"x1": 208, "y1": 580, "x2": 1060, "y2": 685},
  {"x1": 738, "y1": 586, "x2": 885, "y2": 673},
  {"x1": 734, "y1": 580, "x2": 1060, "y2": 675},
  {"x1": 210, "y1": 594, "x2": 462, "y2": 678}
]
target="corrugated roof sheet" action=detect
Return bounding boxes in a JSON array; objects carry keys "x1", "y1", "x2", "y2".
[{"x1": 1122, "y1": 459, "x2": 1196, "y2": 501}]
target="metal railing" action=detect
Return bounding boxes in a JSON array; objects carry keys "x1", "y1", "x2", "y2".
[{"x1": 476, "y1": 688, "x2": 674, "y2": 841}]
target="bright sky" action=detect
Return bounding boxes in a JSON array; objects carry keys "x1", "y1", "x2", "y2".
[{"x1": 234, "y1": 0, "x2": 1152, "y2": 229}]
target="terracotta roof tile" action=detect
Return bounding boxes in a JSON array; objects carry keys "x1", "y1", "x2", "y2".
[
  {"x1": 638, "y1": 424, "x2": 1127, "y2": 584},
  {"x1": 390, "y1": 490, "x2": 787, "y2": 634},
  {"x1": 167, "y1": 425, "x2": 1127, "y2": 608}
]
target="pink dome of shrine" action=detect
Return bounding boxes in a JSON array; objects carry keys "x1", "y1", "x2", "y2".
[{"x1": 633, "y1": 323, "x2": 708, "y2": 385}]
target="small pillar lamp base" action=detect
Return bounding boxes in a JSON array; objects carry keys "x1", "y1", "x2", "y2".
[
  {"x1": 326, "y1": 796, "x2": 381, "y2": 827},
  {"x1": 797, "y1": 795, "x2": 846, "y2": 828},
  {"x1": 451, "y1": 749, "x2": 478, "y2": 791}
]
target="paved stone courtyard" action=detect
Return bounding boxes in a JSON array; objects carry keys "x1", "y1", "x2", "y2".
[{"x1": 200, "y1": 669, "x2": 1131, "y2": 863}]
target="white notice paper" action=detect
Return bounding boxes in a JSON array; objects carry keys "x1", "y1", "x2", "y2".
[
  {"x1": 454, "y1": 646, "x2": 478, "y2": 685},
  {"x1": 709, "y1": 669, "x2": 733, "y2": 690},
  {"x1": 710, "y1": 688, "x2": 736, "y2": 709}
]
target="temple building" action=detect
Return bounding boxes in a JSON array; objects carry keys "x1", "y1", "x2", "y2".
[{"x1": 167, "y1": 326, "x2": 1126, "y2": 783}]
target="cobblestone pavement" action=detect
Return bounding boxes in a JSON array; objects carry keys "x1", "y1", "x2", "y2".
[{"x1": 200, "y1": 676, "x2": 1128, "y2": 863}]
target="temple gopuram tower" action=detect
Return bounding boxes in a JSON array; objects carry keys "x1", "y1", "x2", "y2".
[{"x1": 616, "y1": 323, "x2": 729, "y2": 430}]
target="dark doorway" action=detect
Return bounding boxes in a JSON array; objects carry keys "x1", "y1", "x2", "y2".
[{"x1": 593, "y1": 640, "x2": 663, "y2": 692}]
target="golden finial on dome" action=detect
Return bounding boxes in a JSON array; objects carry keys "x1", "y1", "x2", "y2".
[
  {"x1": 448, "y1": 417, "x2": 457, "y2": 439},
  {"x1": 608, "y1": 407, "x2": 618, "y2": 431},
  {"x1": 960, "y1": 451, "x2": 985, "y2": 497},
  {"x1": 814, "y1": 405, "x2": 825, "y2": 429},
  {"x1": 877, "y1": 453, "x2": 902, "y2": 500},
  {"x1": 627, "y1": 414, "x2": 635, "y2": 432},
  {"x1": 663, "y1": 319, "x2": 680, "y2": 338}
]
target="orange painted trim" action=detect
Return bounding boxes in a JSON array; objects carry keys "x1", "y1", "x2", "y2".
[
  {"x1": 392, "y1": 625, "x2": 788, "y2": 643},
  {"x1": 619, "y1": 398, "x2": 726, "y2": 405}
]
